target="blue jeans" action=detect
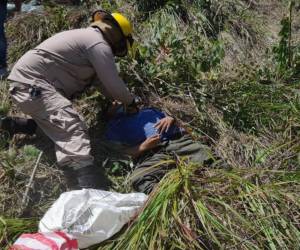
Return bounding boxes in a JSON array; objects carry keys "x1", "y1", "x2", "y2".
[{"x1": 0, "y1": 1, "x2": 7, "y2": 68}]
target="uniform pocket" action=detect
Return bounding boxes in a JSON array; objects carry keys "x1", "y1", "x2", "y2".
[
  {"x1": 10, "y1": 86, "x2": 45, "y2": 116},
  {"x1": 48, "y1": 106, "x2": 88, "y2": 133}
]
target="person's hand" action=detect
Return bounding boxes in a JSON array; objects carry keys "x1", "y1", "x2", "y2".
[
  {"x1": 139, "y1": 135, "x2": 161, "y2": 152},
  {"x1": 124, "y1": 96, "x2": 142, "y2": 114},
  {"x1": 105, "y1": 101, "x2": 123, "y2": 118},
  {"x1": 154, "y1": 117, "x2": 175, "y2": 134}
]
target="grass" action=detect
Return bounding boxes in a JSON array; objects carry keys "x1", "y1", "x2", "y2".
[
  {"x1": 217, "y1": 80, "x2": 300, "y2": 132},
  {"x1": 0, "y1": 0, "x2": 299, "y2": 249},
  {"x1": 6, "y1": 6, "x2": 89, "y2": 64},
  {"x1": 98, "y1": 161, "x2": 299, "y2": 250},
  {"x1": 0, "y1": 217, "x2": 38, "y2": 249},
  {"x1": 0, "y1": 81, "x2": 11, "y2": 118}
]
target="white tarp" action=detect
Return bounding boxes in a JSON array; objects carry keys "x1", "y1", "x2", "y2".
[{"x1": 39, "y1": 189, "x2": 147, "y2": 248}]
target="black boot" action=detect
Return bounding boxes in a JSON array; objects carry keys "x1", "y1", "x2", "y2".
[
  {"x1": 0, "y1": 117, "x2": 37, "y2": 136},
  {"x1": 63, "y1": 165, "x2": 110, "y2": 190}
]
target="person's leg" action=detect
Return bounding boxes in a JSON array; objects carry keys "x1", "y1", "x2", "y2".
[
  {"x1": 33, "y1": 105, "x2": 94, "y2": 168},
  {"x1": 166, "y1": 134, "x2": 212, "y2": 164},
  {"x1": 0, "y1": 1, "x2": 7, "y2": 77},
  {"x1": 130, "y1": 135, "x2": 212, "y2": 194},
  {"x1": 10, "y1": 83, "x2": 109, "y2": 189},
  {"x1": 130, "y1": 151, "x2": 174, "y2": 194}
]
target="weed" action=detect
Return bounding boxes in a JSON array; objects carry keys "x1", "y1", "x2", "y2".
[
  {"x1": 1, "y1": 0, "x2": 300, "y2": 248},
  {"x1": 119, "y1": 4, "x2": 225, "y2": 102},
  {"x1": 23, "y1": 145, "x2": 41, "y2": 160},
  {"x1": 259, "y1": 1, "x2": 300, "y2": 82},
  {"x1": 100, "y1": 162, "x2": 300, "y2": 249},
  {"x1": 0, "y1": 217, "x2": 38, "y2": 249},
  {"x1": 6, "y1": 7, "x2": 88, "y2": 64},
  {"x1": 0, "y1": 82, "x2": 11, "y2": 117},
  {"x1": 219, "y1": 80, "x2": 300, "y2": 132}
]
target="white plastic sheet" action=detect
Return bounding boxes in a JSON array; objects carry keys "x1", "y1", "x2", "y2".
[{"x1": 39, "y1": 189, "x2": 147, "y2": 248}]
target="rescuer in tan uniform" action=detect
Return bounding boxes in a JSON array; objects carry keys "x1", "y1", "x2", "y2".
[{"x1": 6, "y1": 10, "x2": 138, "y2": 189}]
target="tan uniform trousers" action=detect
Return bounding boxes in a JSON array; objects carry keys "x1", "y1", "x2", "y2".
[{"x1": 10, "y1": 82, "x2": 94, "y2": 169}]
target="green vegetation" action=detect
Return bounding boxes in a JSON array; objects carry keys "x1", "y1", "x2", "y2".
[
  {"x1": 0, "y1": 217, "x2": 38, "y2": 248},
  {"x1": 103, "y1": 163, "x2": 300, "y2": 249},
  {"x1": 0, "y1": 0, "x2": 299, "y2": 249}
]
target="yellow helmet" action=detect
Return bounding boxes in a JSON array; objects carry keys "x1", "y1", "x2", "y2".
[
  {"x1": 91, "y1": 10, "x2": 134, "y2": 56},
  {"x1": 111, "y1": 12, "x2": 134, "y2": 53},
  {"x1": 111, "y1": 13, "x2": 133, "y2": 37}
]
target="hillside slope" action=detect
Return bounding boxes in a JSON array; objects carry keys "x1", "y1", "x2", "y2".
[{"x1": 0, "y1": 0, "x2": 299, "y2": 249}]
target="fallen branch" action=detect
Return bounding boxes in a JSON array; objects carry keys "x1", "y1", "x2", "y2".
[{"x1": 21, "y1": 151, "x2": 43, "y2": 209}]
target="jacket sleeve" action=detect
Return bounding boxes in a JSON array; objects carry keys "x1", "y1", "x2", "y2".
[
  {"x1": 90, "y1": 75, "x2": 113, "y2": 100},
  {"x1": 86, "y1": 42, "x2": 134, "y2": 105}
]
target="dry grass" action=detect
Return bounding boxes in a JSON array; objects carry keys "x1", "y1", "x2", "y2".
[{"x1": 0, "y1": 0, "x2": 299, "y2": 248}]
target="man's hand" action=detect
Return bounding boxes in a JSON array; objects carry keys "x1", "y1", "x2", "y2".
[
  {"x1": 154, "y1": 116, "x2": 175, "y2": 134},
  {"x1": 139, "y1": 135, "x2": 161, "y2": 152},
  {"x1": 105, "y1": 101, "x2": 123, "y2": 118},
  {"x1": 124, "y1": 96, "x2": 142, "y2": 114},
  {"x1": 105, "y1": 100, "x2": 138, "y2": 117},
  {"x1": 123, "y1": 135, "x2": 161, "y2": 158}
]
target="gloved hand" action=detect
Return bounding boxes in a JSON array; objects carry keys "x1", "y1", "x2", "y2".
[{"x1": 63, "y1": 165, "x2": 110, "y2": 190}]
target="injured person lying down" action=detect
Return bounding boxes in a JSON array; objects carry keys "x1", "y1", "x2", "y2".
[
  {"x1": 103, "y1": 102, "x2": 212, "y2": 194},
  {"x1": 0, "y1": 102, "x2": 211, "y2": 194}
]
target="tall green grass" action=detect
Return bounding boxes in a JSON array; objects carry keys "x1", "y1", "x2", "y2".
[
  {"x1": 101, "y1": 161, "x2": 299, "y2": 249},
  {"x1": 0, "y1": 217, "x2": 38, "y2": 248}
]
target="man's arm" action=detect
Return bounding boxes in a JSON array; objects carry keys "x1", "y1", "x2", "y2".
[
  {"x1": 121, "y1": 116, "x2": 177, "y2": 157},
  {"x1": 13, "y1": 0, "x2": 22, "y2": 11},
  {"x1": 123, "y1": 135, "x2": 161, "y2": 158},
  {"x1": 90, "y1": 75, "x2": 113, "y2": 100},
  {"x1": 87, "y1": 42, "x2": 134, "y2": 105}
]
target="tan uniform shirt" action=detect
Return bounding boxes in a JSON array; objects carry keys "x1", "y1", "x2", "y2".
[{"x1": 8, "y1": 27, "x2": 133, "y2": 104}]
